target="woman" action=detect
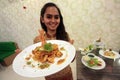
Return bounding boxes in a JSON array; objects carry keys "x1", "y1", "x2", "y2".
[{"x1": 34, "y1": 2, "x2": 74, "y2": 80}]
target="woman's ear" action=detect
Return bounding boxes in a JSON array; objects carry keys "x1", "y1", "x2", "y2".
[{"x1": 40, "y1": 17, "x2": 44, "y2": 23}]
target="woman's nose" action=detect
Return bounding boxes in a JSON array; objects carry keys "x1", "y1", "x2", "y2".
[{"x1": 51, "y1": 17, "x2": 55, "y2": 22}]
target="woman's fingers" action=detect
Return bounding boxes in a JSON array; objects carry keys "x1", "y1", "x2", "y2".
[
  {"x1": 69, "y1": 39, "x2": 74, "y2": 44},
  {"x1": 15, "y1": 49, "x2": 22, "y2": 54}
]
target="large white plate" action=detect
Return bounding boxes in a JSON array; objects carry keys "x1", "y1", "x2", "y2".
[
  {"x1": 99, "y1": 50, "x2": 120, "y2": 59},
  {"x1": 12, "y1": 40, "x2": 76, "y2": 77},
  {"x1": 81, "y1": 54, "x2": 106, "y2": 70}
]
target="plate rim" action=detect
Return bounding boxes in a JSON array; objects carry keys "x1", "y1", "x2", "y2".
[
  {"x1": 12, "y1": 40, "x2": 76, "y2": 77},
  {"x1": 99, "y1": 49, "x2": 120, "y2": 59},
  {"x1": 81, "y1": 54, "x2": 106, "y2": 70}
]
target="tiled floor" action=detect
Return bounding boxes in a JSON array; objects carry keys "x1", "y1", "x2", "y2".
[{"x1": 0, "y1": 60, "x2": 76, "y2": 80}]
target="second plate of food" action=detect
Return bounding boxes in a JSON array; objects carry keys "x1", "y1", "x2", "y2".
[
  {"x1": 99, "y1": 49, "x2": 120, "y2": 59},
  {"x1": 81, "y1": 53, "x2": 106, "y2": 70}
]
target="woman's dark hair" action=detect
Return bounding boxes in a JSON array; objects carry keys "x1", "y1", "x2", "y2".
[{"x1": 40, "y1": 2, "x2": 69, "y2": 41}]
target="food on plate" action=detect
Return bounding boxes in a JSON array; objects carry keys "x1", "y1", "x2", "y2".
[
  {"x1": 83, "y1": 55, "x2": 91, "y2": 62},
  {"x1": 25, "y1": 42, "x2": 66, "y2": 69},
  {"x1": 32, "y1": 43, "x2": 63, "y2": 63},
  {"x1": 39, "y1": 63, "x2": 50, "y2": 69},
  {"x1": 87, "y1": 58, "x2": 102, "y2": 67},
  {"x1": 83, "y1": 53, "x2": 95, "y2": 62},
  {"x1": 104, "y1": 51, "x2": 115, "y2": 58},
  {"x1": 83, "y1": 55, "x2": 102, "y2": 67},
  {"x1": 25, "y1": 30, "x2": 66, "y2": 69},
  {"x1": 83, "y1": 44, "x2": 94, "y2": 53},
  {"x1": 57, "y1": 59, "x2": 65, "y2": 65}
]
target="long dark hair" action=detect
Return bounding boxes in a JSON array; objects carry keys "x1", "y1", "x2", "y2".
[{"x1": 40, "y1": 2, "x2": 69, "y2": 41}]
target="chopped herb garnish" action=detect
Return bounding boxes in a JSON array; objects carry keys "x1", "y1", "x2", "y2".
[
  {"x1": 26, "y1": 61, "x2": 31, "y2": 65},
  {"x1": 44, "y1": 43, "x2": 53, "y2": 52}
]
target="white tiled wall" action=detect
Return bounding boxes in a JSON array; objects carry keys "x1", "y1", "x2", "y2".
[{"x1": 0, "y1": 0, "x2": 120, "y2": 51}]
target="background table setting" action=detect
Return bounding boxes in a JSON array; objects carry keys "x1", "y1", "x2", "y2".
[{"x1": 76, "y1": 38, "x2": 120, "y2": 80}]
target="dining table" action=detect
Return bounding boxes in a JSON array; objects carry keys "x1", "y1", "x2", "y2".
[{"x1": 76, "y1": 49, "x2": 120, "y2": 80}]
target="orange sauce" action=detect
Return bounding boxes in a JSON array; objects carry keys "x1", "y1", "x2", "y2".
[{"x1": 57, "y1": 59, "x2": 65, "y2": 65}]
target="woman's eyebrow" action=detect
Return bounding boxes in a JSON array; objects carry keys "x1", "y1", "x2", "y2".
[{"x1": 46, "y1": 14, "x2": 59, "y2": 16}]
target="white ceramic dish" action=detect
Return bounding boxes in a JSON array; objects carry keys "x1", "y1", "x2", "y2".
[
  {"x1": 99, "y1": 50, "x2": 120, "y2": 59},
  {"x1": 81, "y1": 53, "x2": 106, "y2": 70},
  {"x1": 13, "y1": 40, "x2": 76, "y2": 77}
]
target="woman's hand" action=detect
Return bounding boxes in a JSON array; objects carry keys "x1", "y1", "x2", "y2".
[
  {"x1": 69, "y1": 39, "x2": 74, "y2": 44},
  {"x1": 15, "y1": 49, "x2": 22, "y2": 54},
  {"x1": 69, "y1": 39, "x2": 75, "y2": 63}
]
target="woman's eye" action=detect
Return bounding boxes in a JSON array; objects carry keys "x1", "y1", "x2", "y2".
[
  {"x1": 54, "y1": 16, "x2": 59, "y2": 19},
  {"x1": 46, "y1": 14, "x2": 59, "y2": 19},
  {"x1": 46, "y1": 15, "x2": 52, "y2": 19}
]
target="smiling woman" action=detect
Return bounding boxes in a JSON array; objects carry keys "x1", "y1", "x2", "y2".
[
  {"x1": 41, "y1": 6, "x2": 60, "y2": 31},
  {"x1": 34, "y1": 2, "x2": 74, "y2": 80}
]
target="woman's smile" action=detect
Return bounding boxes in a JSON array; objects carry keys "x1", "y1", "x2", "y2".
[{"x1": 41, "y1": 6, "x2": 60, "y2": 31}]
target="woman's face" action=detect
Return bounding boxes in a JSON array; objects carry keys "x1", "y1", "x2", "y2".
[{"x1": 41, "y1": 6, "x2": 60, "y2": 31}]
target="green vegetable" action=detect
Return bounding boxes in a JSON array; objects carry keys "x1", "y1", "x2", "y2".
[
  {"x1": 87, "y1": 58, "x2": 99, "y2": 67},
  {"x1": 43, "y1": 43, "x2": 53, "y2": 52},
  {"x1": 88, "y1": 44, "x2": 94, "y2": 50},
  {"x1": 84, "y1": 44, "x2": 94, "y2": 52},
  {"x1": 39, "y1": 63, "x2": 50, "y2": 69},
  {"x1": 26, "y1": 61, "x2": 31, "y2": 65}
]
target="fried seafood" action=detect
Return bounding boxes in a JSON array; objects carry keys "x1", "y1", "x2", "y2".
[
  {"x1": 25, "y1": 30, "x2": 65, "y2": 69},
  {"x1": 104, "y1": 51, "x2": 115, "y2": 57},
  {"x1": 32, "y1": 43, "x2": 63, "y2": 63}
]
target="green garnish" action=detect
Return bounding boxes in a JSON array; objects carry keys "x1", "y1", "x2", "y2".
[
  {"x1": 85, "y1": 44, "x2": 94, "y2": 51},
  {"x1": 26, "y1": 61, "x2": 31, "y2": 65},
  {"x1": 88, "y1": 44, "x2": 94, "y2": 50},
  {"x1": 87, "y1": 58, "x2": 99, "y2": 67},
  {"x1": 39, "y1": 63, "x2": 50, "y2": 69},
  {"x1": 43, "y1": 43, "x2": 53, "y2": 52}
]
